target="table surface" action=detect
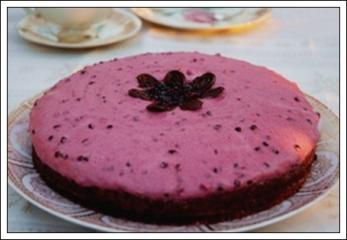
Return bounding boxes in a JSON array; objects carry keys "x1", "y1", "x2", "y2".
[{"x1": 8, "y1": 8, "x2": 339, "y2": 232}]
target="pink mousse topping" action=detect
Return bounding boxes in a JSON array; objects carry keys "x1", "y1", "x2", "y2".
[{"x1": 30, "y1": 52, "x2": 320, "y2": 200}]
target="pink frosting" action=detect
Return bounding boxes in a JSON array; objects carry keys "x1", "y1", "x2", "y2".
[{"x1": 30, "y1": 52, "x2": 320, "y2": 199}]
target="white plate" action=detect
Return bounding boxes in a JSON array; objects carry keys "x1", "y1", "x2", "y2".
[
  {"x1": 17, "y1": 9, "x2": 142, "y2": 49},
  {"x1": 8, "y1": 94, "x2": 339, "y2": 232},
  {"x1": 132, "y1": 8, "x2": 271, "y2": 31}
]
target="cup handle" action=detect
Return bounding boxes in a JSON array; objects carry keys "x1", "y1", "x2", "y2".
[{"x1": 22, "y1": 8, "x2": 36, "y2": 15}]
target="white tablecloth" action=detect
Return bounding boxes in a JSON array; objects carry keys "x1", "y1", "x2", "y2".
[{"x1": 8, "y1": 8, "x2": 339, "y2": 232}]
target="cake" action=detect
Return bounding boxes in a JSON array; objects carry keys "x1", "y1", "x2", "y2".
[{"x1": 29, "y1": 52, "x2": 320, "y2": 225}]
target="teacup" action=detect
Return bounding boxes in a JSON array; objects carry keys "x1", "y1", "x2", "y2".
[
  {"x1": 23, "y1": 8, "x2": 112, "y2": 42},
  {"x1": 24, "y1": 8, "x2": 112, "y2": 30}
]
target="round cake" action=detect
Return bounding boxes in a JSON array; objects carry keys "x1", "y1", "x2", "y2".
[{"x1": 30, "y1": 52, "x2": 320, "y2": 224}]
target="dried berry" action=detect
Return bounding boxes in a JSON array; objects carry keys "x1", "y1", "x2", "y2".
[
  {"x1": 191, "y1": 72, "x2": 215, "y2": 93},
  {"x1": 146, "y1": 102, "x2": 175, "y2": 112},
  {"x1": 60, "y1": 136, "x2": 67, "y2": 144},
  {"x1": 168, "y1": 149, "x2": 177, "y2": 154},
  {"x1": 128, "y1": 70, "x2": 224, "y2": 112},
  {"x1": 294, "y1": 144, "x2": 301, "y2": 151},
  {"x1": 250, "y1": 125, "x2": 257, "y2": 130},
  {"x1": 137, "y1": 73, "x2": 161, "y2": 88},
  {"x1": 77, "y1": 155, "x2": 89, "y2": 161},
  {"x1": 160, "y1": 162, "x2": 169, "y2": 169},
  {"x1": 202, "y1": 87, "x2": 224, "y2": 98},
  {"x1": 179, "y1": 99, "x2": 203, "y2": 111},
  {"x1": 128, "y1": 89, "x2": 153, "y2": 101},
  {"x1": 272, "y1": 149, "x2": 280, "y2": 154},
  {"x1": 163, "y1": 70, "x2": 185, "y2": 88},
  {"x1": 234, "y1": 127, "x2": 242, "y2": 132},
  {"x1": 263, "y1": 162, "x2": 270, "y2": 168}
]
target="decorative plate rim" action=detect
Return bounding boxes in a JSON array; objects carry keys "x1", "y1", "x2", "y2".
[
  {"x1": 7, "y1": 178, "x2": 339, "y2": 233},
  {"x1": 131, "y1": 8, "x2": 271, "y2": 31},
  {"x1": 8, "y1": 93, "x2": 339, "y2": 232}
]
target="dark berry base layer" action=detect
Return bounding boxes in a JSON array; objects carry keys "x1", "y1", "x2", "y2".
[{"x1": 33, "y1": 147, "x2": 315, "y2": 225}]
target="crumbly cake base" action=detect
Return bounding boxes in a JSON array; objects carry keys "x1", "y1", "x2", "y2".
[{"x1": 33, "y1": 147, "x2": 315, "y2": 225}]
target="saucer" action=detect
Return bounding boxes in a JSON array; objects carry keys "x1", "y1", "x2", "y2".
[
  {"x1": 132, "y1": 8, "x2": 271, "y2": 31},
  {"x1": 17, "y1": 9, "x2": 142, "y2": 49}
]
